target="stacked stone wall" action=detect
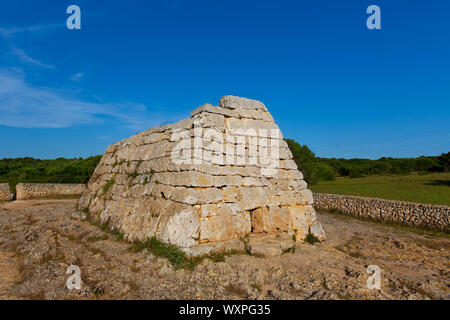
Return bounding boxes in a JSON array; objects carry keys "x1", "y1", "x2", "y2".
[
  {"x1": 0, "y1": 184, "x2": 13, "y2": 201},
  {"x1": 15, "y1": 183, "x2": 86, "y2": 200},
  {"x1": 313, "y1": 193, "x2": 449, "y2": 231}
]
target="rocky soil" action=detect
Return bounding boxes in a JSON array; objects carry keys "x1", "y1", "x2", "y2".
[{"x1": 0, "y1": 199, "x2": 448, "y2": 300}]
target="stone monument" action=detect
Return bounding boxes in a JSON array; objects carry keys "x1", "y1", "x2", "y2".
[{"x1": 78, "y1": 96, "x2": 325, "y2": 251}]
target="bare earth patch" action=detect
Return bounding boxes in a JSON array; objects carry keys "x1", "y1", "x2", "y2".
[
  {"x1": 0, "y1": 249, "x2": 20, "y2": 299},
  {"x1": 0, "y1": 200, "x2": 448, "y2": 300}
]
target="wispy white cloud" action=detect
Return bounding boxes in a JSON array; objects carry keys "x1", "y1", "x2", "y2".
[
  {"x1": 0, "y1": 24, "x2": 60, "y2": 39},
  {"x1": 1, "y1": 24, "x2": 59, "y2": 69},
  {"x1": 70, "y1": 72, "x2": 85, "y2": 82},
  {"x1": 10, "y1": 46, "x2": 55, "y2": 69},
  {"x1": 0, "y1": 71, "x2": 171, "y2": 130}
]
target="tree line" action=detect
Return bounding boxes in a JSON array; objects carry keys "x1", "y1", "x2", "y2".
[
  {"x1": 0, "y1": 141, "x2": 448, "y2": 189},
  {"x1": 285, "y1": 139, "x2": 450, "y2": 184},
  {"x1": 0, "y1": 156, "x2": 102, "y2": 191}
]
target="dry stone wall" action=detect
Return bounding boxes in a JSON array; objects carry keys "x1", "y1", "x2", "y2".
[
  {"x1": 313, "y1": 193, "x2": 449, "y2": 231},
  {"x1": 16, "y1": 183, "x2": 86, "y2": 200},
  {"x1": 78, "y1": 95, "x2": 325, "y2": 248},
  {"x1": 0, "y1": 184, "x2": 13, "y2": 201}
]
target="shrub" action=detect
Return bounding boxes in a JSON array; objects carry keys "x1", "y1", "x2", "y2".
[
  {"x1": 309, "y1": 161, "x2": 335, "y2": 182},
  {"x1": 285, "y1": 139, "x2": 335, "y2": 184},
  {"x1": 102, "y1": 177, "x2": 115, "y2": 194},
  {"x1": 0, "y1": 156, "x2": 102, "y2": 190},
  {"x1": 437, "y1": 152, "x2": 450, "y2": 171},
  {"x1": 349, "y1": 167, "x2": 364, "y2": 178},
  {"x1": 305, "y1": 233, "x2": 320, "y2": 244}
]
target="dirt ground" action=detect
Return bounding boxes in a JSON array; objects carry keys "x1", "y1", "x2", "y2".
[{"x1": 0, "y1": 199, "x2": 448, "y2": 300}]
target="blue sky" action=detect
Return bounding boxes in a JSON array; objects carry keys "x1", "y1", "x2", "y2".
[{"x1": 0, "y1": 0, "x2": 448, "y2": 159}]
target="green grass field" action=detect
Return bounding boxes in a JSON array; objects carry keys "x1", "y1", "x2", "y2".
[{"x1": 309, "y1": 172, "x2": 450, "y2": 206}]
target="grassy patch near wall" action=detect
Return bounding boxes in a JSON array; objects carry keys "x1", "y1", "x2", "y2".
[
  {"x1": 129, "y1": 237, "x2": 244, "y2": 271},
  {"x1": 309, "y1": 172, "x2": 450, "y2": 206}
]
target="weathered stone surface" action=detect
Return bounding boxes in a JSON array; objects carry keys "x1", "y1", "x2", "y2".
[
  {"x1": 219, "y1": 95, "x2": 268, "y2": 112},
  {"x1": 0, "y1": 184, "x2": 13, "y2": 201},
  {"x1": 199, "y1": 203, "x2": 251, "y2": 243},
  {"x1": 290, "y1": 205, "x2": 318, "y2": 240},
  {"x1": 78, "y1": 95, "x2": 325, "y2": 248},
  {"x1": 246, "y1": 242, "x2": 282, "y2": 257},
  {"x1": 251, "y1": 206, "x2": 292, "y2": 233},
  {"x1": 245, "y1": 233, "x2": 295, "y2": 257},
  {"x1": 309, "y1": 223, "x2": 326, "y2": 241},
  {"x1": 181, "y1": 238, "x2": 245, "y2": 257}
]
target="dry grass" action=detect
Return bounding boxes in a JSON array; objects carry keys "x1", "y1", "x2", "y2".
[{"x1": 225, "y1": 283, "x2": 247, "y2": 298}]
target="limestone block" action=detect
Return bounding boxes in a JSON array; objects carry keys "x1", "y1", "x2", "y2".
[
  {"x1": 244, "y1": 234, "x2": 295, "y2": 257},
  {"x1": 199, "y1": 208, "x2": 234, "y2": 242},
  {"x1": 289, "y1": 205, "x2": 317, "y2": 240},
  {"x1": 299, "y1": 189, "x2": 314, "y2": 205},
  {"x1": 250, "y1": 208, "x2": 264, "y2": 233},
  {"x1": 156, "y1": 203, "x2": 200, "y2": 248},
  {"x1": 251, "y1": 206, "x2": 292, "y2": 233},
  {"x1": 171, "y1": 117, "x2": 193, "y2": 131},
  {"x1": 264, "y1": 206, "x2": 293, "y2": 233},
  {"x1": 225, "y1": 118, "x2": 278, "y2": 132},
  {"x1": 309, "y1": 223, "x2": 326, "y2": 241},
  {"x1": 219, "y1": 95, "x2": 268, "y2": 112},
  {"x1": 214, "y1": 175, "x2": 242, "y2": 187},
  {"x1": 220, "y1": 165, "x2": 260, "y2": 177},
  {"x1": 182, "y1": 238, "x2": 245, "y2": 257},
  {"x1": 279, "y1": 159, "x2": 298, "y2": 170},
  {"x1": 236, "y1": 109, "x2": 274, "y2": 122},
  {"x1": 159, "y1": 184, "x2": 223, "y2": 205},
  {"x1": 246, "y1": 241, "x2": 282, "y2": 257},
  {"x1": 200, "y1": 203, "x2": 232, "y2": 218},
  {"x1": 242, "y1": 176, "x2": 268, "y2": 187},
  {"x1": 231, "y1": 210, "x2": 252, "y2": 237},
  {"x1": 198, "y1": 202, "x2": 251, "y2": 243},
  {"x1": 190, "y1": 103, "x2": 237, "y2": 118},
  {"x1": 155, "y1": 171, "x2": 216, "y2": 187},
  {"x1": 193, "y1": 112, "x2": 225, "y2": 130},
  {"x1": 223, "y1": 186, "x2": 241, "y2": 202},
  {"x1": 278, "y1": 147, "x2": 293, "y2": 160},
  {"x1": 142, "y1": 131, "x2": 170, "y2": 145},
  {"x1": 240, "y1": 187, "x2": 269, "y2": 211},
  {"x1": 105, "y1": 144, "x2": 118, "y2": 154},
  {"x1": 276, "y1": 169, "x2": 303, "y2": 180}
]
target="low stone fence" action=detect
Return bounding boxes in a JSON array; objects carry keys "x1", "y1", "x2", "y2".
[
  {"x1": 15, "y1": 183, "x2": 86, "y2": 200},
  {"x1": 0, "y1": 183, "x2": 13, "y2": 201},
  {"x1": 313, "y1": 193, "x2": 449, "y2": 231}
]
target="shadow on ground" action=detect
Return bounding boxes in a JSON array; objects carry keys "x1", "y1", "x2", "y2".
[{"x1": 424, "y1": 180, "x2": 450, "y2": 187}]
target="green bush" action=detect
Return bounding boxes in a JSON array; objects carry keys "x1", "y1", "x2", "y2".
[
  {"x1": 305, "y1": 233, "x2": 320, "y2": 244},
  {"x1": 284, "y1": 139, "x2": 334, "y2": 184},
  {"x1": 349, "y1": 167, "x2": 364, "y2": 178},
  {"x1": 0, "y1": 156, "x2": 102, "y2": 190},
  {"x1": 309, "y1": 161, "x2": 335, "y2": 182},
  {"x1": 437, "y1": 152, "x2": 450, "y2": 171},
  {"x1": 285, "y1": 138, "x2": 448, "y2": 184}
]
